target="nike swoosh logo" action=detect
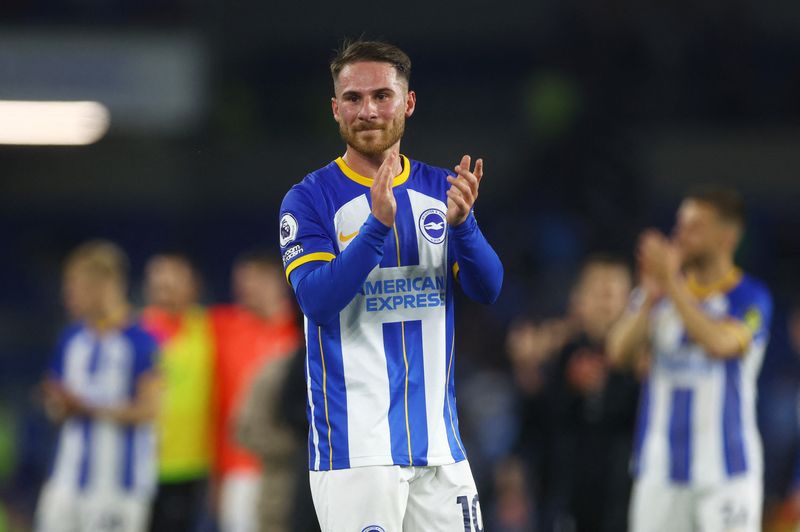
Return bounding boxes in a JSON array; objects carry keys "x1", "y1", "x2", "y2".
[{"x1": 339, "y1": 230, "x2": 359, "y2": 242}]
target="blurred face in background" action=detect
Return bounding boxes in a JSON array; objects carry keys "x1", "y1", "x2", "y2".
[
  {"x1": 62, "y1": 262, "x2": 116, "y2": 321},
  {"x1": 332, "y1": 61, "x2": 415, "y2": 157},
  {"x1": 145, "y1": 255, "x2": 198, "y2": 314},
  {"x1": 572, "y1": 262, "x2": 632, "y2": 342},
  {"x1": 673, "y1": 199, "x2": 740, "y2": 269},
  {"x1": 233, "y1": 261, "x2": 287, "y2": 318}
]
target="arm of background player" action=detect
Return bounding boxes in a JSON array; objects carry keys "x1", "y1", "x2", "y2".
[
  {"x1": 607, "y1": 289, "x2": 654, "y2": 369},
  {"x1": 450, "y1": 214, "x2": 503, "y2": 304},
  {"x1": 665, "y1": 277, "x2": 752, "y2": 359},
  {"x1": 89, "y1": 370, "x2": 163, "y2": 424},
  {"x1": 290, "y1": 214, "x2": 391, "y2": 324}
]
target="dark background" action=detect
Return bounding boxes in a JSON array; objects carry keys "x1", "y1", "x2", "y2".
[{"x1": 3, "y1": 0, "x2": 800, "y2": 529}]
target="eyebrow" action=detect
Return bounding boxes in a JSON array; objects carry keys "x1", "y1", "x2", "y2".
[{"x1": 340, "y1": 87, "x2": 396, "y2": 98}]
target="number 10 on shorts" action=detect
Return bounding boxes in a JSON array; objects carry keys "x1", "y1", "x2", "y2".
[{"x1": 457, "y1": 495, "x2": 483, "y2": 532}]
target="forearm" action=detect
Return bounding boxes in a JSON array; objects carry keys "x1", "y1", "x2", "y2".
[
  {"x1": 91, "y1": 402, "x2": 158, "y2": 424},
  {"x1": 666, "y1": 277, "x2": 748, "y2": 358},
  {"x1": 292, "y1": 214, "x2": 390, "y2": 323},
  {"x1": 89, "y1": 373, "x2": 161, "y2": 425},
  {"x1": 450, "y1": 214, "x2": 503, "y2": 304},
  {"x1": 607, "y1": 291, "x2": 653, "y2": 368}
]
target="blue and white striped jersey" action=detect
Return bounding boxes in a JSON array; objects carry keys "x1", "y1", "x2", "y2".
[
  {"x1": 633, "y1": 270, "x2": 773, "y2": 487},
  {"x1": 280, "y1": 155, "x2": 486, "y2": 471},
  {"x1": 47, "y1": 322, "x2": 158, "y2": 496}
]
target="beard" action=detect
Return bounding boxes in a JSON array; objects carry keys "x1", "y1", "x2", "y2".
[
  {"x1": 680, "y1": 248, "x2": 712, "y2": 270},
  {"x1": 339, "y1": 115, "x2": 405, "y2": 157}
]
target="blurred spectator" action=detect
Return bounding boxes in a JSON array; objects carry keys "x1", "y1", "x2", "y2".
[
  {"x1": 491, "y1": 456, "x2": 535, "y2": 532},
  {"x1": 236, "y1": 347, "x2": 320, "y2": 532},
  {"x1": 210, "y1": 250, "x2": 300, "y2": 532},
  {"x1": 506, "y1": 317, "x2": 568, "y2": 530},
  {"x1": 140, "y1": 253, "x2": 214, "y2": 532},
  {"x1": 772, "y1": 304, "x2": 800, "y2": 531},
  {"x1": 35, "y1": 240, "x2": 161, "y2": 532},
  {"x1": 546, "y1": 255, "x2": 638, "y2": 531},
  {"x1": 507, "y1": 254, "x2": 638, "y2": 531}
]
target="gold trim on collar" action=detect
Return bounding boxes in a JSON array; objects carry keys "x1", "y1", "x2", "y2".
[
  {"x1": 686, "y1": 267, "x2": 743, "y2": 299},
  {"x1": 334, "y1": 154, "x2": 411, "y2": 187}
]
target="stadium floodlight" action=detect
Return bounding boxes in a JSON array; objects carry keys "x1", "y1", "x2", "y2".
[{"x1": 0, "y1": 100, "x2": 110, "y2": 145}]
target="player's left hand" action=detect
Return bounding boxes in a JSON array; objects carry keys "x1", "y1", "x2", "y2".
[
  {"x1": 446, "y1": 155, "x2": 483, "y2": 226},
  {"x1": 638, "y1": 229, "x2": 681, "y2": 287}
]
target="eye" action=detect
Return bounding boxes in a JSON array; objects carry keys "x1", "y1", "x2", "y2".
[
  {"x1": 376, "y1": 92, "x2": 389, "y2": 101},
  {"x1": 345, "y1": 94, "x2": 360, "y2": 102}
]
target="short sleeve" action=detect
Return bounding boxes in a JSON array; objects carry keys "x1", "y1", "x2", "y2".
[
  {"x1": 130, "y1": 328, "x2": 159, "y2": 379},
  {"x1": 48, "y1": 324, "x2": 81, "y2": 380},
  {"x1": 279, "y1": 184, "x2": 336, "y2": 282},
  {"x1": 726, "y1": 279, "x2": 773, "y2": 344}
]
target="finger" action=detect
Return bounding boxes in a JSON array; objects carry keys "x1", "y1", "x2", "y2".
[
  {"x1": 372, "y1": 158, "x2": 387, "y2": 191},
  {"x1": 639, "y1": 228, "x2": 661, "y2": 243},
  {"x1": 447, "y1": 176, "x2": 475, "y2": 204},
  {"x1": 451, "y1": 169, "x2": 479, "y2": 198},
  {"x1": 381, "y1": 152, "x2": 396, "y2": 184},
  {"x1": 375, "y1": 152, "x2": 396, "y2": 191},
  {"x1": 447, "y1": 188, "x2": 470, "y2": 212},
  {"x1": 453, "y1": 166, "x2": 479, "y2": 188},
  {"x1": 389, "y1": 152, "x2": 399, "y2": 190},
  {"x1": 466, "y1": 172, "x2": 479, "y2": 195},
  {"x1": 456, "y1": 154, "x2": 471, "y2": 175},
  {"x1": 474, "y1": 158, "x2": 483, "y2": 182}
]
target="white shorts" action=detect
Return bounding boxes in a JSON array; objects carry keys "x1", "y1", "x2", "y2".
[
  {"x1": 35, "y1": 481, "x2": 151, "y2": 532},
  {"x1": 219, "y1": 470, "x2": 261, "y2": 532},
  {"x1": 629, "y1": 476, "x2": 762, "y2": 532},
  {"x1": 309, "y1": 461, "x2": 483, "y2": 532}
]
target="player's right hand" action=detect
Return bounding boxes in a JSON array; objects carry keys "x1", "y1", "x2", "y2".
[
  {"x1": 637, "y1": 229, "x2": 667, "y2": 303},
  {"x1": 371, "y1": 151, "x2": 398, "y2": 227}
]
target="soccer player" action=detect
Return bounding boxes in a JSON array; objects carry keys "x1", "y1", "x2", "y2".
[
  {"x1": 210, "y1": 251, "x2": 300, "y2": 532},
  {"x1": 607, "y1": 187, "x2": 773, "y2": 532},
  {"x1": 35, "y1": 240, "x2": 161, "y2": 532},
  {"x1": 141, "y1": 253, "x2": 214, "y2": 532},
  {"x1": 278, "y1": 40, "x2": 503, "y2": 531}
]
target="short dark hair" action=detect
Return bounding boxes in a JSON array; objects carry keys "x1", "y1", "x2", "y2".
[
  {"x1": 330, "y1": 39, "x2": 411, "y2": 86},
  {"x1": 577, "y1": 253, "x2": 631, "y2": 282},
  {"x1": 149, "y1": 251, "x2": 195, "y2": 269},
  {"x1": 234, "y1": 248, "x2": 281, "y2": 271},
  {"x1": 685, "y1": 185, "x2": 745, "y2": 227}
]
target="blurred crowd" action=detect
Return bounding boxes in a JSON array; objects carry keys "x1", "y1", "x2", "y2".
[
  {"x1": 2, "y1": 238, "x2": 800, "y2": 532},
  {"x1": 0, "y1": 242, "x2": 318, "y2": 532}
]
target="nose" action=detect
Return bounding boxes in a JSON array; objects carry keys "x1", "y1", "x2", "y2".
[{"x1": 357, "y1": 96, "x2": 378, "y2": 121}]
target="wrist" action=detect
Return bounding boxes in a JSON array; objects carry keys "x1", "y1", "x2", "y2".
[
  {"x1": 450, "y1": 212, "x2": 477, "y2": 233},
  {"x1": 366, "y1": 213, "x2": 392, "y2": 233},
  {"x1": 663, "y1": 274, "x2": 684, "y2": 298}
]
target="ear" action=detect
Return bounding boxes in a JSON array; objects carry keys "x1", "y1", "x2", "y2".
[
  {"x1": 405, "y1": 90, "x2": 416, "y2": 118},
  {"x1": 728, "y1": 224, "x2": 744, "y2": 252},
  {"x1": 331, "y1": 96, "x2": 340, "y2": 121}
]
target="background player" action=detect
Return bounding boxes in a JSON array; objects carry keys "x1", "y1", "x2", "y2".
[
  {"x1": 607, "y1": 187, "x2": 773, "y2": 531},
  {"x1": 210, "y1": 251, "x2": 300, "y2": 532},
  {"x1": 279, "y1": 40, "x2": 503, "y2": 531},
  {"x1": 141, "y1": 253, "x2": 214, "y2": 532},
  {"x1": 35, "y1": 240, "x2": 161, "y2": 532}
]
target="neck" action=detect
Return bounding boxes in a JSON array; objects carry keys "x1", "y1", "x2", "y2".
[
  {"x1": 686, "y1": 254, "x2": 735, "y2": 286},
  {"x1": 342, "y1": 143, "x2": 402, "y2": 178},
  {"x1": 88, "y1": 299, "x2": 130, "y2": 333},
  {"x1": 252, "y1": 299, "x2": 286, "y2": 321},
  {"x1": 161, "y1": 301, "x2": 192, "y2": 316}
]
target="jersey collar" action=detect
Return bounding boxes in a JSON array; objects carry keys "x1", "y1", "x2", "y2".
[
  {"x1": 334, "y1": 154, "x2": 411, "y2": 187},
  {"x1": 686, "y1": 267, "x2": 743, "y2": 299}
]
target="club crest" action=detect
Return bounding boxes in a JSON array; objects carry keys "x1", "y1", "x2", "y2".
[{"x1": 419, "y1": 208, "x2": 446, "y2": 244}]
